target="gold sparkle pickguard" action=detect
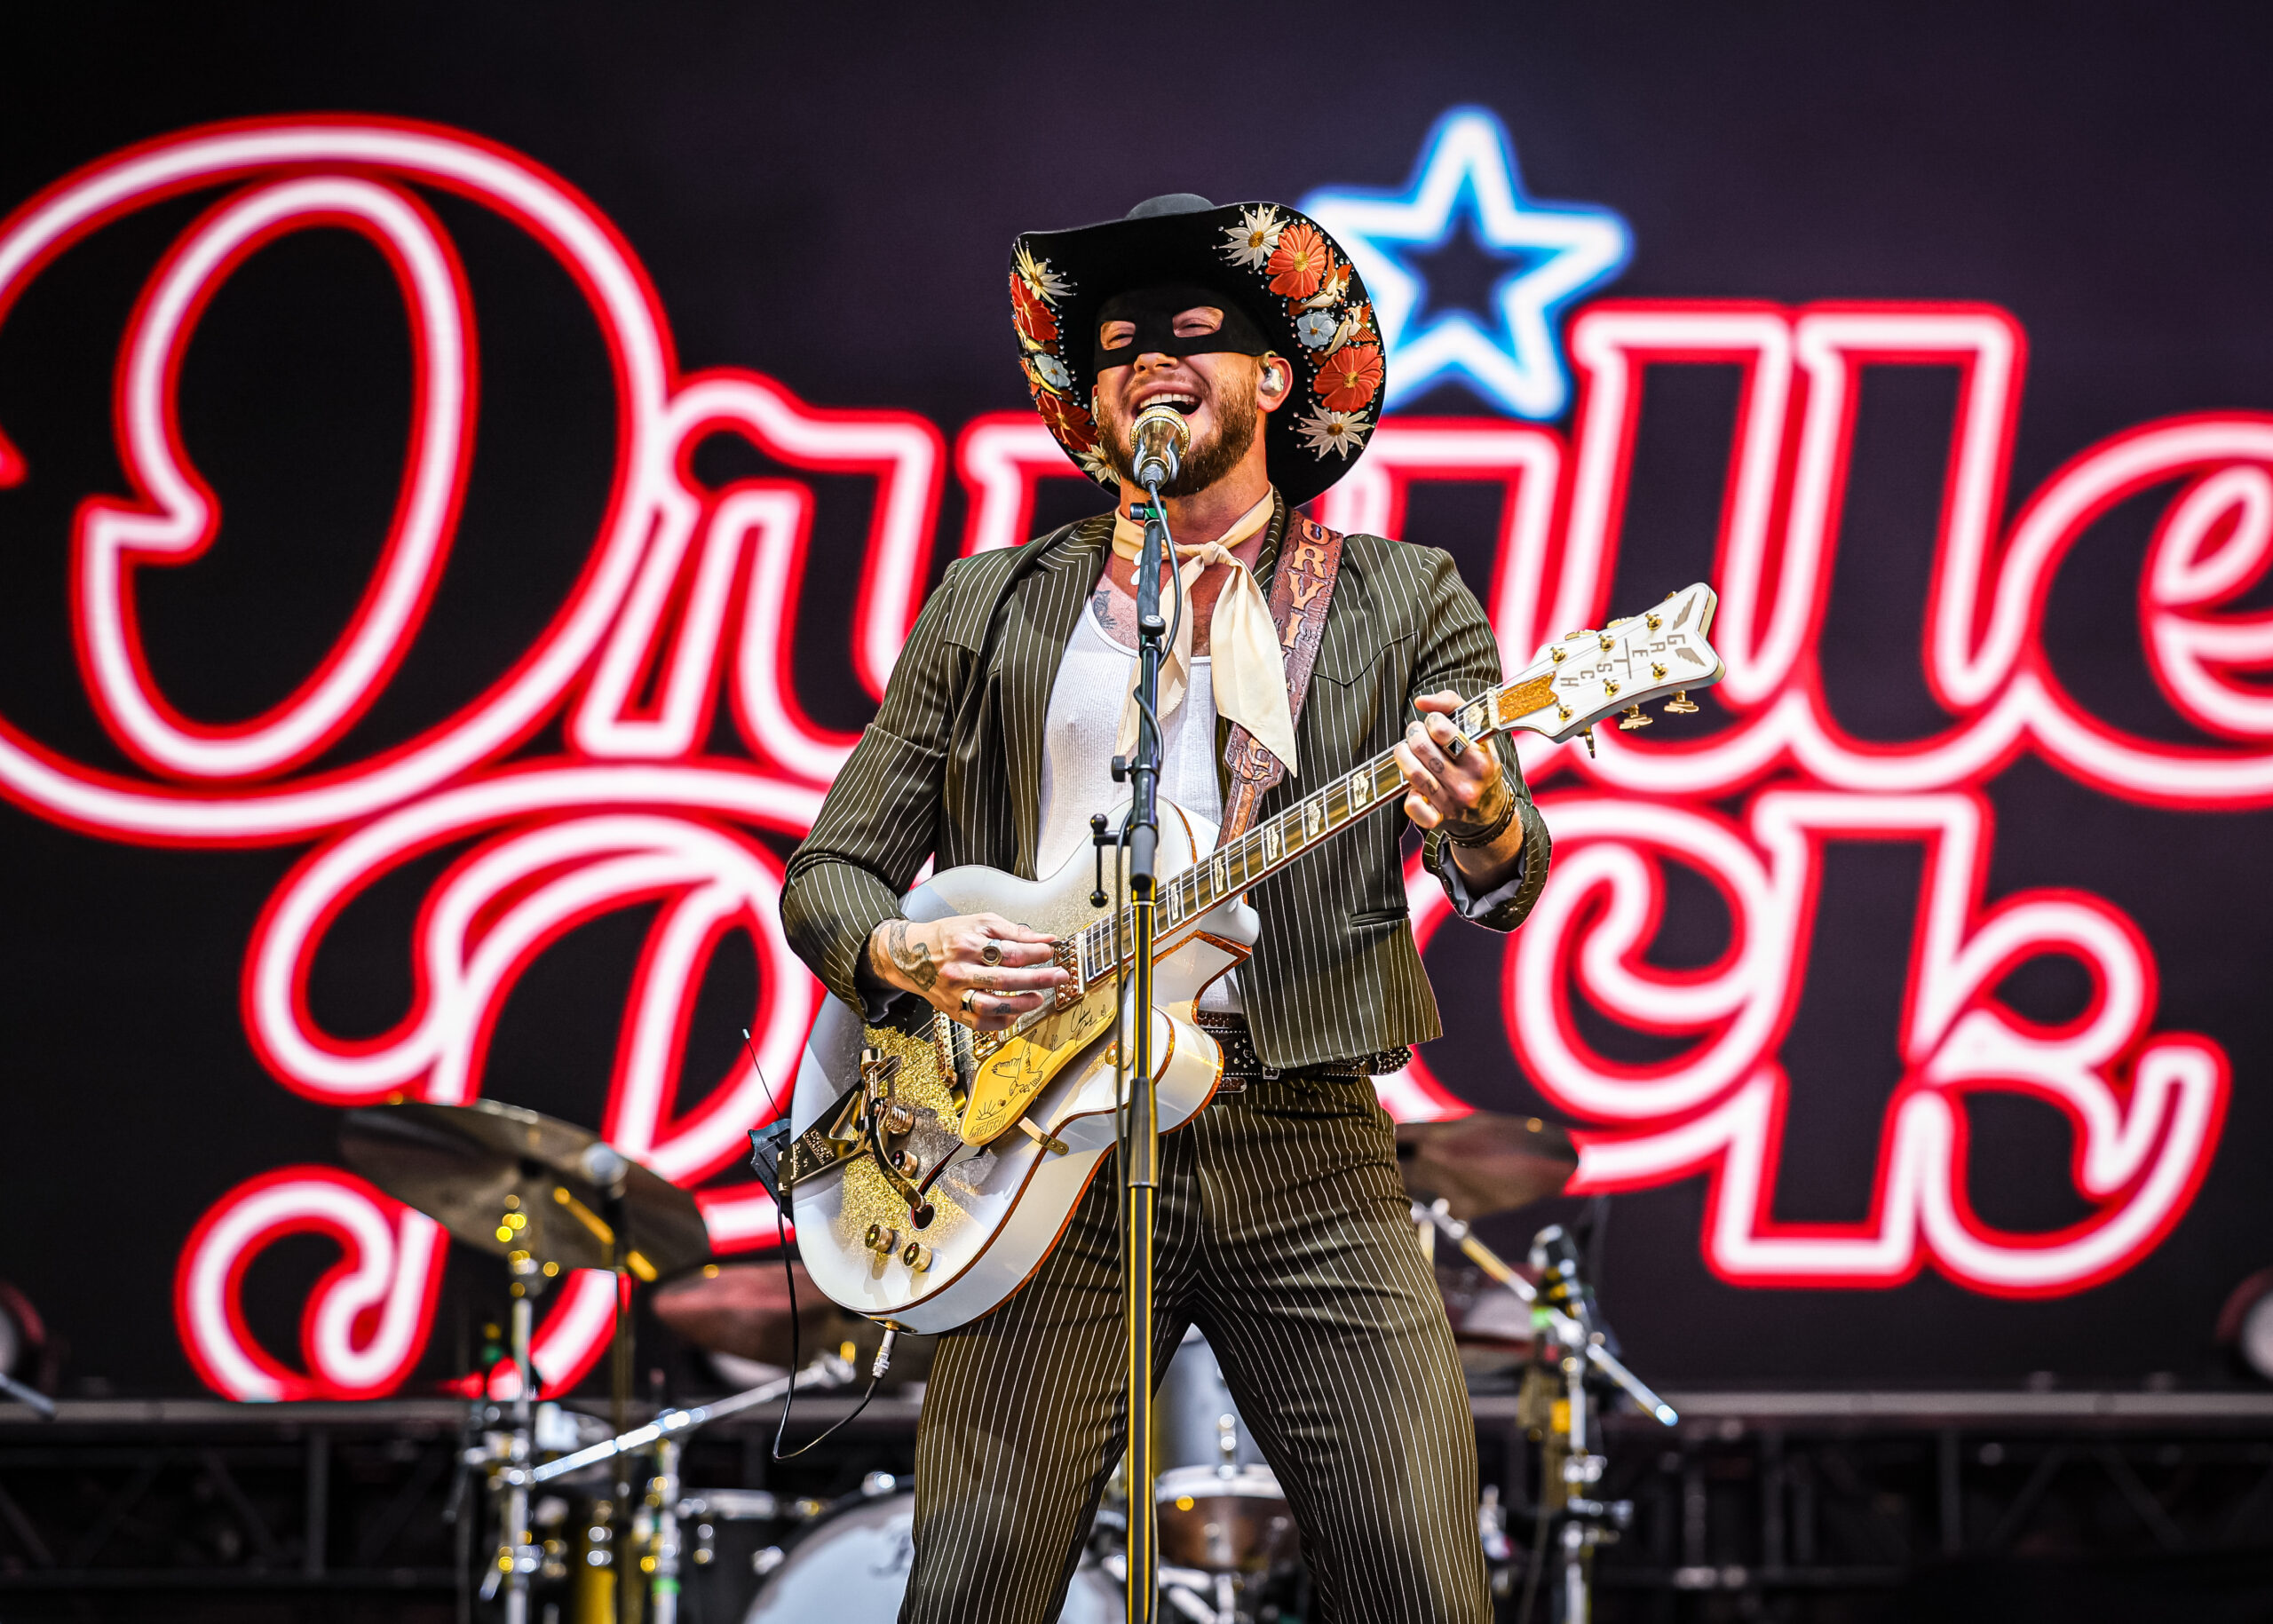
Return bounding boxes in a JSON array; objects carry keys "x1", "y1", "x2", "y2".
[{"x1": 830, "y1": 1020, "x2": 974, "y2": 1269}]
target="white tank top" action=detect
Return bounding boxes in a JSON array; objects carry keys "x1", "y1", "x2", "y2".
[{"x1": 1036, "y1": 599, "x2": 1244, "y2": 1012}]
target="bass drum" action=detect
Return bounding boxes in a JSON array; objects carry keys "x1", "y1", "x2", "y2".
[{"x1": 743, "y1": 1490, "x2": 1121, "y2": 1623}]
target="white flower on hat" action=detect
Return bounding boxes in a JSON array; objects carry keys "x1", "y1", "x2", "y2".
[
  {"x1": 1029, "y1": 350, "x2": 1072, "y2": 392},
  {"x1": 1220, "y1": 205, "x2": 1284, "y2": 270},
  {"x1": 1075, "y1": 441, "x2": 1122, "y2": 486},
  {"x1": 1014, "y1": 242, "x2": 1072, "y2": 304},
  {"x1": 1295, "y1": 405, "x2": 1372, "y2": 460}
]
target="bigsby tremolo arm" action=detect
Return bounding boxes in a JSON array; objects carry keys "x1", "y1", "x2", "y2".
[{"x1": 854, "y1": 1047, "x2": 935, "y2": 1228}]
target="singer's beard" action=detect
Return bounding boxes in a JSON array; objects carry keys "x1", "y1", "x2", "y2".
[{"x1": 1097, "y1": 384, "x2": 1260, "y2": 498}]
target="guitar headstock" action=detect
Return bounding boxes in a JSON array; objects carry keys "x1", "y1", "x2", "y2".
[{"x1": 1485, "y1": 582, "x2": 1723, "y2": 744}]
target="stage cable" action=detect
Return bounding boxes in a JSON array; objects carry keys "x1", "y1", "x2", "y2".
[{"x1": 738, "y1": 1031, "x2": 887, "y2": 1461}]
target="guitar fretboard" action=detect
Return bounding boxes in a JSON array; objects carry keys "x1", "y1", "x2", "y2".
[{"x1": 1065, "y1": 671, "x2": 1551, "y2": 988}]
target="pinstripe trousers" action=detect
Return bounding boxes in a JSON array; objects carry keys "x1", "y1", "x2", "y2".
[{"x1": 900, "y1": 1073, "x2": 1493, "y2": 1624}]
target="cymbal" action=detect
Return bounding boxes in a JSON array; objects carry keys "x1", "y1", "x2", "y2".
[
  {"x1": 339, "y1": 1100, "x2": 711, "y2": 1282},
  {"x1": 1394, "y1": 1111, "x2": 1576, "y2": 1223},
  {"x1": 652, "y1": 1261, "x2": 854, "y2": 1368}
]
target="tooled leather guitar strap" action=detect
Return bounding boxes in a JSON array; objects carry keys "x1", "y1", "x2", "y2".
[{"x1": 1217, "y1": 509, "x2": 1349, "y2": 843}]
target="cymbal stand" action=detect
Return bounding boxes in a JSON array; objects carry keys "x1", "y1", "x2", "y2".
[
  {"x1": 472, "y1": 1269, "x2": 544, "y2": 1622},
  {"x1": 529, "y1": 1351, "x2": 856, "y2": 1622},
  {"x1": 1411, "y1": 1204, "x2": 1676, "y2": 1624},
  {"x1": 1411, "y1": 1201, "x2": 1676, "y2": 1423}
]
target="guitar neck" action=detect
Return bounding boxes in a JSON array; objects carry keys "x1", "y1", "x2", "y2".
[{"x1": 1069, "y1": 669, "x2": 1556, "y2": 982}]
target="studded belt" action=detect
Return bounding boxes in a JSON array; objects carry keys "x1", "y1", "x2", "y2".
[{"x1": 1192, "y1": 1010, "x2": 1410, "y2": 1093}]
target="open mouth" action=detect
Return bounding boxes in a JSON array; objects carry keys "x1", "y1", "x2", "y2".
[{"x1": 1142, "y1": 392, "x2": 1200, "y2": 418}]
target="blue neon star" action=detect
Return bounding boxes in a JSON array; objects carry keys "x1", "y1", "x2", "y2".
[{"x1": 1302, "y1": 107, "x2": 1631, "y2": 420}]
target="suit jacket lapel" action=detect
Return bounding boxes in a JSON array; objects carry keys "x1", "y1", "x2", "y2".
[{"x1": 1001, "y1": 512, "x2": 1113, "y2": 877}]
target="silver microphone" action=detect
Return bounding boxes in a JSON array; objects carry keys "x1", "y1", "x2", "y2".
[{"x1": 1129, "y1": 402, "x2": 1192, "y2": 492}]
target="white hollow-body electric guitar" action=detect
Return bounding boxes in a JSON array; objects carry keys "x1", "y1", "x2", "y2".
[{"x1": 784, "y1": 584, "x2": 1724, "y2": 1333}]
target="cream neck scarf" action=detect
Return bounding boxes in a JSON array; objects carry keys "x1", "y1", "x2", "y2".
[{"x1": 1108, "y1": 490, "x2": 1298, "y2": 778}]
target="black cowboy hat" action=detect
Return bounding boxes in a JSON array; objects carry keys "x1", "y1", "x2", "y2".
[{"x1": 1009, "y1": 194, "x2": 1385, "y2": 509}]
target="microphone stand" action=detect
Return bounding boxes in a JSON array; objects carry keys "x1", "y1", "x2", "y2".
[{"x1": 1118, "y1": 474, "x2": 1170, "y2": 1624}]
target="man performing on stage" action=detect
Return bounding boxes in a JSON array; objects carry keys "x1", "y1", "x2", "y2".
[{"x1": 780, "y1": 194, "x2": 1552, "y2": 1623}]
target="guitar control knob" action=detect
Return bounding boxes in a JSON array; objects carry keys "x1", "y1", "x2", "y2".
[
  {"x1": 893, "y1": 1151, "x2": 922, "y2": 1177},
  {"x1": 900, "y1": 1241, "x2": 934, "y2": 1273},
  {"x1": 865, "y1": 1224, "x2": 901, "y2": 1256}
]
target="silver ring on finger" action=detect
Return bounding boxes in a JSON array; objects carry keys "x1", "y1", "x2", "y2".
[{"x1": 978, "y1": 939, "x2": 1003, "y2": 966}]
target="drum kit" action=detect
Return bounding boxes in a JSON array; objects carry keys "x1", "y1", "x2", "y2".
[{"x1": 341, "y1": 1097, "x2": 1671, "y2": 1624}]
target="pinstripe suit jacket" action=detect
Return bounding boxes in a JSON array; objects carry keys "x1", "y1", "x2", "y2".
[{"x1": 780, "y1": 493, "x2": 1550, "y2": 1070}]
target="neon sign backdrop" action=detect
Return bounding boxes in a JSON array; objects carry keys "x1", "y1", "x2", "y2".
[{"x1": 0, "y1": 117, "x2": 2247, "y2": 1398}]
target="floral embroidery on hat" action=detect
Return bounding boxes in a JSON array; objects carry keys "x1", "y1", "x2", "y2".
[
  {"x1": 1010, "y1": 273, "x2": 1059, "y2": 350},
  {"x1": 1014, "y1": 241, "x2": 1072, "y2": 304},
  {"x1": 1295, "y1": 405, "x2": 1372, "y2": 459},
  {"x1": 1011, "y1": 200, "x2": 1384, "y2": 503},
  {"x1": 1264, "y1": 222, "x2": 1332, "y2": 300},
  {"x1": 1295, "y1": 259, "x2": 1353, "y2": 313},
  {"x1": 1294, "y1": 309, "x2": 1340, "y2": 350},
  {"x1": 1220, "y1": 205, "x2": 1285, "y2": 270},
  {"x1": 1033, "y1": 387, "x2": 1098, "y2": 454},
  {"x1": 1074, "y1": 441, "x2": 1122, "y2": 486},
  {"x1": 1314, "y1": 341, "x2": 1383, "y2": 413}
]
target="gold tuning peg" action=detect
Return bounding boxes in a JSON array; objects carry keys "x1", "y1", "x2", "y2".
[
  {"x1": 1664, "y1": 690, "x2": 1700, "y2": 715},
  {"x1": 1578, "y1": 727, "x2": 1596, "y2": 758},
  {"x1": 1619, "y1": 705, "x2": 1652, "y2": 730}
]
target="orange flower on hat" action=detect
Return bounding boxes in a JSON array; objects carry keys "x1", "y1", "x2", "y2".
[
  {"x1": 1265, "y1": 222, "x2": 1331, "y2": 299},
  {"x1": 1010, "y1": 273, "x2": 1058, "y2": 346},
  {"x1": 1034, "y1": 386, "x2": 1097, "y2": 451},
  {"x1": 1314, "y1": 341, "x2": 1383, "y2": 413}
]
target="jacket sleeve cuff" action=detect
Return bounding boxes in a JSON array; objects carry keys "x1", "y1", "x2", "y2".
[{"x1": 1423, "y1": 798, "x2": 1552, "y2": 934}]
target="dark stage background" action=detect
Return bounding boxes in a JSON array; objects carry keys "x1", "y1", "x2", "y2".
[{"x1": 4, "y1": 2, "x2": 2271, "y2": 1401}]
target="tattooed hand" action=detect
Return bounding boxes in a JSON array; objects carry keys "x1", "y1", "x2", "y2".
[
  {"x1": 1394, "y1": 688, "x2": 1525, "y2": 889},
  {"x1": 864, "y1": 913, "x2": 1066, "y2": 1032}
]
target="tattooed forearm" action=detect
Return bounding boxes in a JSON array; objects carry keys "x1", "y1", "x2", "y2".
[{"x1": 882, "y1": 919, "x2": 939, "y2": 990}]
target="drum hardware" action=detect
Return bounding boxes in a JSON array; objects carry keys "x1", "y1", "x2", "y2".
[
  {"x1": 530, "y1": 1352, "x2": 854, "y2": 1624},
  {"x1": 1097, "y1": 1551, "x2": 1247, "y2": 1624},
  {"x1": 1464, "y1": 1219, "x2": 1672, "y2": 1624},
  {"x1": 746, "y1": 1478, "x2": 1123, "y2": 1622},
  {"x1": 339, "y1": 1098, "x2": 720, "y2": 1624},
  {"x1": 1139, "y1": 1327, "x2": 1299, "y2": 1622}
]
